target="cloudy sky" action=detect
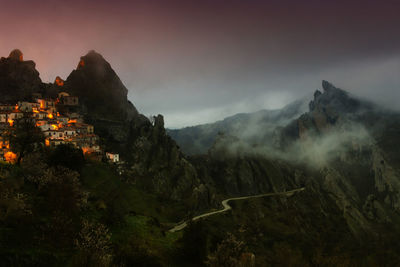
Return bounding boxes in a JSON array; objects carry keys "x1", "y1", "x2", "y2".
[{"x1": 1, "y1": 0, "x2": 399, "y2": 128}]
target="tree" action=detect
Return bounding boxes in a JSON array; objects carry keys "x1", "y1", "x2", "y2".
[
  {"x1": 206, "y1": 233, "x2": 251, "y2": 267},
  {"x1": 8, "y1": 114, "x2": 44, "y2": 164},
  {"x1": 47, "y1": 144, "x2": 85, "y2": 171},
  {"x1": 74, "y1": 220, "x2": 112, "y2": 267},
  {"x1": 180, "y1": 220, "x2": 209, "y2": 264}
]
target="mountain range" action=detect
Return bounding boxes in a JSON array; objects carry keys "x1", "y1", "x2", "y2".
[{"x1": 1, "y1": 49, "x2": 400, "y2": 265}]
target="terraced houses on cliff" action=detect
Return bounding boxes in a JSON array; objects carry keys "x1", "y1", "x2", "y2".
[{"x1": 0, "y1": 92, "x2": 102, "y2": 163}]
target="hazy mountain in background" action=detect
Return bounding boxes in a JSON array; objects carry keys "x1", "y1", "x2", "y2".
[{"x1": 168, "y1": 99, "x2": 308, "y2": 155}]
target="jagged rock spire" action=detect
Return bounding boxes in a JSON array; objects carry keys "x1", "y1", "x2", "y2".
[{"x1": 322, "y1": 80, "x2": 335, "y2": 91}]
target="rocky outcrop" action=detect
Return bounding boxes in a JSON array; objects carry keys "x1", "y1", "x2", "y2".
[
  {"x1": 64, "y1": 50, "x2": 138, "y2": 122},
  {"x1": 126, "y1": 114, "x2": 206, "y2": 205},
  {"x1": 279, "y1": 81, "x2": 376, "y2": 147},
  {"x1": 8, "y1": 49, "x2": 24, "y2": 61},
  {"x1": 371, "y1": 146, "x2": 400, "y2": 211},
  {"x1": 61, "y1": 51, "x2": 206, "y2": 203},
  {"x1": 0, "y1": 49, "x2": 43, "y2": 103}
]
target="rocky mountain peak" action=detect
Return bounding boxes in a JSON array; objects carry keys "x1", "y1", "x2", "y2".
[
  {"x1": 65, "y1": 50, "x2": 138, "y2": 121},
  {"x1": 322, "y1": 80, "x2": 335, "y2": 91},
  {"x1": 308, "y1": 80, "x2": 361, "y2": 113},
  {"x1": 282, "y1": 80, "x2": 375, "y2": 144},
  {"x1": 8, "y1": 49, "x2": 23, "y2": 61},
  {"x1": 76, "y1": 50, "x2": 108, "y2": 71},
  {"x1": 0, "y1": 50, "x2": 42, "y2": 103}
]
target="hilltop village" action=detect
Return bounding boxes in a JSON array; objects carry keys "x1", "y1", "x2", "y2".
[{"x1": 0, "y1": 91, "x2": 118, "y2": 163}]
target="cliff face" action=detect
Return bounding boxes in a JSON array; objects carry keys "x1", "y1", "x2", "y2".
[
  {"x1": 62, "y1": 51, "x2": 206, "y2": 204},
  {"x1": 0, "y1": 49, "x2": 43, "y2": 103},
  {"x1": 275, "y1": 81, "x2": 400, "y2": 236},
  {"x1": 64, "y1": 50, "x2": 138, "y2": 121},
  {"x1": 126, "y1": 114, "x2": 202, "y2": 202},
  {"x1": 281, "y1": 81, "x2": 374, "y2": 143},
  {"x1": 191, "y1": 154, "x2": 304, "y2": 197}
]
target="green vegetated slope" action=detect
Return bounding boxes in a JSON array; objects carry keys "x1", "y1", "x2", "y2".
[
  {"x1": 0, "y1": 159, "x2": 186, "y2": 266},
  {"x1": 80, "y1": 163, "x2": 188, "y2": 265},
  {"x1": 180, "y1": 189, "x2": 400, "y2": 266}
]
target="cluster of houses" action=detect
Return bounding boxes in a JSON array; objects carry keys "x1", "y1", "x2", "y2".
[{"x1": 0, "y1": 92, "x2": 119, "y2": 164}]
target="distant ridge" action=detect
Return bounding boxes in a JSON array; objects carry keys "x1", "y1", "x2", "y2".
[{"x1": 167, "y1": 99, "x2": 308, "y2": 155}]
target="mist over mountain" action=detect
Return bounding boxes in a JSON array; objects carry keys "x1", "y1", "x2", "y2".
[
  {"x1": 172, "y1": 79, "x2": 400, "y2": 240},
  {"x1": 168, "y1": 99, "x2": 308, "y2": 155}
]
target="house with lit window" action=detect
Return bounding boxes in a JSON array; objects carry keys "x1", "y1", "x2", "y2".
[
  {"x1": 0, "y1": 112, "x2": 7, "y2": 123},
  {"x1": 8, "y1": 110, "x2": 23, "y2": 120},
  {"x1": 0, "y1": 92, "x2": 105, "y2": 163},
  {"x1": 106, "y1": 152, "x2": 120, "y2": 163},
  {"x1": 17, "y1": 101, "x2": 40, "y2": 112},
  {"x1": 0, "y1": 104, "x2": 15, "y2": 112},
  {"x1": 37, "y1": 99, "x2": 56, "y2": 113}
]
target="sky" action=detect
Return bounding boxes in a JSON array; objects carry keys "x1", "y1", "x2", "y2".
[{"x1": 1, "y1": 0, "x2": 399, "y2": 128}]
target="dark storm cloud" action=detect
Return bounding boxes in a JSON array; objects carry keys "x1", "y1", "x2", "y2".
[{"x1": 1, "y1": 0, "x2": 399, "y2": 127}]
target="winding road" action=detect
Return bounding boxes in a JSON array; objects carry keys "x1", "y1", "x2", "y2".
[{"x1": 169, "y1": 187, "x2": 306, "y2": 233}]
